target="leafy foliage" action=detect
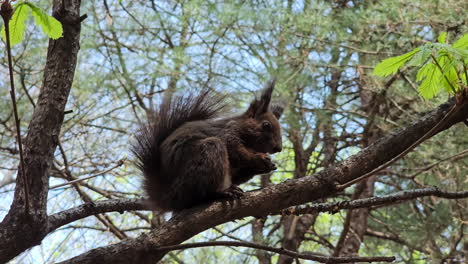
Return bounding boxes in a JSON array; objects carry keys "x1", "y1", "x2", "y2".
[
  {"x1": 27, "y1": 2, "x2": 63, "y2": 40},
  {"x1": 374, "y1": 33, "x2": 468, "y2": 99},
  {"x1": 1, "y1": 1, "x2": 62, "y2": 46},
  {"x1": 1, "y1": 0, "x2": 466, "y2": 263},
  {"x1": 373, "y1": 48, "x2": 420, "y2": 77},
  {"x1": 0, "y1": 3, "x2": 28, "y2": 46}
]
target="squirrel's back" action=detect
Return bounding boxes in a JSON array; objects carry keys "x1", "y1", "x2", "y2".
[{"x1": 131, "y1": 90, "x2": 227, "y2": 210}]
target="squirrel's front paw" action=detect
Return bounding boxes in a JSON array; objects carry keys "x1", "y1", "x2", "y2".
[
  {"x1": 225, "y1": 185, "x2": 244, "y2": 199},
  {"x1": 256, "y1": 154, "x2": 277, "y2": 173},
  {"x1": 216, "y1": 185, "x2": 244, "y2": 200}
]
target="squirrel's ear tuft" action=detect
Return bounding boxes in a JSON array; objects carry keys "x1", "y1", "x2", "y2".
[
  {"x1": 271, "y1": 104, "x2": 284, "y2": 119},
  {"x1": 259, "y1": 79, "x2": 275, "y2": 113},
  {"x1": 244, "y1": 79, "x2": 276, "y2": 118}
]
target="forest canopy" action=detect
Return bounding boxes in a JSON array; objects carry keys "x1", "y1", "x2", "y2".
[{"x1": 0, "y1": 1, "x2": 467, "y2": 264}]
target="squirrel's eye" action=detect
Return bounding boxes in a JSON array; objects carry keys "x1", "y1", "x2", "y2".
[{"x1": 262, "y1": 121, "x2": 271, "y2": 130}]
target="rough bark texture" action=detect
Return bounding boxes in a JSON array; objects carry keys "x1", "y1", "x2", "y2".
[
  {"x1": 0, "y1": 1, "x2": 82, "y2": 262},
  {"x1": 58, "y1": 98, "x2": 468, "y2": 264},
  {"x1": 48, "y1": 198, "x2": 146, "y2": 232}
]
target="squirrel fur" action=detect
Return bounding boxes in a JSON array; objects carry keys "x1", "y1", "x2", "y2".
[{"x1": 132, "y1": 81, "x2": 283, "y2": 211}]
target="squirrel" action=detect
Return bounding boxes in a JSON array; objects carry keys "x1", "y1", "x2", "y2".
[{"x1": 132, "y1": 80, "x2": 283, "y2": 211}]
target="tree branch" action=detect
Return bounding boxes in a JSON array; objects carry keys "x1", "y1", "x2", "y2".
[
  {"x1": 153, "y1": 241, "x2": 395, "y2": 263},
  {"x1": 337, "y1": 100, "x2": 462, "y2": 190},
  {"x1": 48, "y1": 159, "x2": 125, "y2": 190},
  {"x1": 1, "y1": 1, "x2": 30, "y2": 213},
  {"x1": 59, "y1": 98, "x2": 468, "y2": 264},
  {"x1": 365, "y1": 229, "x2": 430, "y2": 254},
  {"x1": 281, "y1": 187, "x2": 468, "y2": 215},
  {"x1": 47, "y1": 199, "x2": 147, "y2": 232}
]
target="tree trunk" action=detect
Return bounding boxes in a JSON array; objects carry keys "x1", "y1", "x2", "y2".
[{"x1": 0, "y1": 1, "x2": 83, "y2": 262}]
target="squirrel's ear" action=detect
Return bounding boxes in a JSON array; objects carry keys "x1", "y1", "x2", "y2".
[
  {"x1": 259, "y1": 79, "x2": 275, "y2": 113},
  {"x1": 271, "y1": 104, "x2": 284, "y2": 119},
  {"x1": 244, "y1": 79, "x2": 276, "y2": 118}
]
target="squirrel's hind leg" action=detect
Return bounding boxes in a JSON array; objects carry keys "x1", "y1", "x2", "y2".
[{"x1": 173, "y1": 137, "x2": 242, "y2": 209}]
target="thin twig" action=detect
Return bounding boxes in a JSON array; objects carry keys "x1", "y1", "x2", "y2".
[
  {"x1": 1, "y1": 1, "x2": 29, "y2": 212},
  {"x1": 408, "y1": 149, "x2": 468, "y2": 178},
  {"x1": 154, "y1": 241, "x2": 395, "y2": 263},
  {"x1": 19, "y1": 70, "x2": 36, "y2": 107},
  {"x1": 49, "y1": 160, "x2": 125, "y2": 189}
]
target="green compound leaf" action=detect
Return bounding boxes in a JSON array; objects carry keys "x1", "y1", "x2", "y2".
[
  {"x1": 416, "y1": 62, "x2": 441, "y2": 99},
  {"x1": 26, "y1": 2, "x2": 63, "y2": 40},
  {"x1": 374, "y1": 33, "x2": 468, "y2": 100},
  {"x1": 416, "y1": 55, "x2": 460, "y2": 99},
  {"x1": 408, "y1": 46, "x2": 431, "y2": 66},
  {"x1": 1, "y1": 3, "x2": 30, "y2": 46},
  {"x1": 439, "y1": 56, "x2": 459, "y2": 91},
  {"x1": 453, "y1": 34, "x2": 468, "y2": 49},
  {"x1": 437, "y1": 32, "x2": 447, "y2": 43},
  {"x1": 373, "y1": 48, "x2": 419, "y2": 77},
  {"x1": 1, "y1": 2, "x2": 63, "y2": 46}
]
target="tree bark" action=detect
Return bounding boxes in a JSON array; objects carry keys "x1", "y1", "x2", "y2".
[{"x1": 0, "y1": 1, "x2": 83, "y2": 262}]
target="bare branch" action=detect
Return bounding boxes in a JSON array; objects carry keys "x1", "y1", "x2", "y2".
[
  {"x1": 365, "y1": 229, "x2": 430, "y2": 254},
  {"x1": 1, "y1": 0, "x2": 30, "y2": 212},
  {"x1": 282, "y1": 187, "x2": 468, "y2": 215},
  {"x1": 47, "y1": 198, "x2": 147, "y2": 232},
  {"x1": 49, "y1": 159, "x2": 125, "y2": 190},
  {"x1": 153, "y1": 241, "x2": 395, "y2": 263}
]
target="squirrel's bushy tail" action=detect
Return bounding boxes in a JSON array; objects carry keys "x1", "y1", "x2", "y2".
[{"x1": 132, "y1": 90, "x2": 227, "y2": 210}]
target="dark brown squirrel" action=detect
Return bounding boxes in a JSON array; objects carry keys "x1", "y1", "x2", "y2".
[{"x1": 132, "y1": 80, "x2": 283, "y2": 211}]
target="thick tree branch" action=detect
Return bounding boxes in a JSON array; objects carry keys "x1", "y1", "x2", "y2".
[
  {"x1": 53, "y1": 186, "x2": 464, "y2": 235},
  {"x1": 59, "y1": 98, "x2": 468, "y2": 264},
  {"x1": 281, "y1": 187, "x2": 468, "y2": 215}
]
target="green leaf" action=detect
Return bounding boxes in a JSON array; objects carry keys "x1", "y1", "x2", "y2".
[
  {"x1": 416, "y1": 62, "x2": 441, "y2": 99},
  {"x1": 462, "y1": 72, "x2": 468, "y2": 85},
  {"x1": 408, "y1": 46, "x2": 431, "y2": 66},
  {"x1": 452, "y1": 33, "x2": 468, "y2": 49},
  {"x1": 0, "y1": 3, "x2": 30, "y2": 46},
  {"x1": 433, "y1": 43, "x2": 468, "y2": 60},
  {"x1": 438, "y1": 55, "x2": 460, "y2": 93},
  {"x1": 26, "y1": 2, "x2": 63, "y2": 40},
  {"x1": 437, "y1": 32, "x2": 447, "y2": 43},
  {"x1": 373, "y1": 48, "x2": 420, "y2": 77}
]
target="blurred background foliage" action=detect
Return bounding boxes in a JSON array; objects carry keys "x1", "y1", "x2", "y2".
[{"x1": 0, "y1": 0, "x2": 466, "y2": 263}]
